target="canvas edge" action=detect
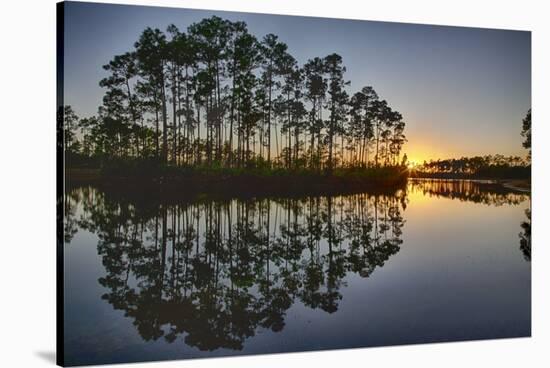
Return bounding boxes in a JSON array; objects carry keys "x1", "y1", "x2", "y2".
[{"x1": 56, "y1": 1, "x2": 66, "y2": 367}]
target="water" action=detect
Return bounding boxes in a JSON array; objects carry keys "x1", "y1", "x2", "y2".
[{"x1": 62, "y1": 179, "x2": 531, "y2": 366}]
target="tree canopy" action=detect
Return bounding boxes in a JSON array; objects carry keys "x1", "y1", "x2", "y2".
[{"x1": 62, "y1": 16, "x2": 407, "y2": 173}]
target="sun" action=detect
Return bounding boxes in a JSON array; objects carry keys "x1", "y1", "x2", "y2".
[{"x1": 407, "y1": 161, "x2": 417, "y2": 169}]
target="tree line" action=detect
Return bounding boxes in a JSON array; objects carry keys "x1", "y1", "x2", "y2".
[
  {"x1": 412, "y1": 109, "x2": 531, "y2": 178},
  {"x1": 62, "y1": 16, "x2": 407, "y2": 172},
  {"x1": 414, "y1": 154, "x2": 529, "y2": 175}
]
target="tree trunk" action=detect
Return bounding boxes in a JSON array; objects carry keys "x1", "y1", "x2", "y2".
[
  {"x1": 267, "y1": 64, "x2": 273, "y2": 165},
  {"x1": 172, "y1": 64, "x2": 178, "y2": 165},
  {"x1": 161, "y1": 72, "x2": 168, "y2": 164}
]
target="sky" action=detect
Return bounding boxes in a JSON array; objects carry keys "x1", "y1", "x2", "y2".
[{"x1": 62, "y1": 1, "x2": 531, "y2": 164}]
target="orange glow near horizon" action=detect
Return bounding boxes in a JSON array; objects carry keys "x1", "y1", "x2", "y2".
[
  {"x1": 403, "y1": 131, "x2": 458, "y2": 166},
  {"x1": 401, "y1": 136, "x2": 527, "y2": 167}
]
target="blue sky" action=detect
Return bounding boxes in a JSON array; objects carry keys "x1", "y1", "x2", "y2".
[{"x1": 62, "y1": 1, "x2": 531, "y2": 163}]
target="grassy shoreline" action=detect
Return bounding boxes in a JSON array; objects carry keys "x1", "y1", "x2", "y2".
[
  {"x1": 65, "y1": 166, "x2": 409, "y2": 200},
  {"x1": 65, "y1": 166, "x2": 531, "y2": 201}
]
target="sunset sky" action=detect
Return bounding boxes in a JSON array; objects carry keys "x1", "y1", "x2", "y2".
[{"x1": 62, "y1": 1, "x2": 531, "y2": 164}]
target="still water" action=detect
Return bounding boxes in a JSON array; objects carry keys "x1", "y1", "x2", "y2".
[{"x1": 63, "y1": 179, "x2": 531, "y2": 366}]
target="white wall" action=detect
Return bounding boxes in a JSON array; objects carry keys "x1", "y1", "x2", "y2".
[{"x1": 0, "y1": 0, "x2": 548, "y2": 367}]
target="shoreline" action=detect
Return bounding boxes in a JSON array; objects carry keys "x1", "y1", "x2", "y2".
[
  {"x1": 65, "y1": 167, "x2": 409, "y2": 201},
  {"x1": 499, "y1": 179, "x2": 531, "y2": 193},
  {"x1": 410, "y1": 176, "x2": 530, "y2": 194},
  {"x1": 64, "y1": 168, "x2": 530, "y2": 202}
]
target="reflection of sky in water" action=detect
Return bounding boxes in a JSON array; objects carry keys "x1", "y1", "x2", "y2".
[{"x1": 63, "y1": 181, "x2": 530, "y2": 366}]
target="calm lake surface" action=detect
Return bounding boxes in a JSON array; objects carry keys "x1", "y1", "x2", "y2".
[{"x1": 62, "y1": 179, "x2": 531, "y2": 366}]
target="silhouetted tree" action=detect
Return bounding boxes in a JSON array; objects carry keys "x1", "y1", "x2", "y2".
[
  {"x1": 324, "y1": 53, "x2": 349, "y2": 171},
  {"x1": 134, "y1": 27, "x2": 168, "y2": 161},
  {"x1": 63, "y1": 105, "x2": 80, "y2": 155},
  {"x1": 521, "y1": 108, "x2": 531, "y2": 158},
  {"x1": 67, "y1": 17, "x2": 408, "y2": 172}
]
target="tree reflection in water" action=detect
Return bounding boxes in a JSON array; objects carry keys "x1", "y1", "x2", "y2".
[
  {"x1": 519, "y1": 208, "x2": 531, "y2": 261},
  {"x1": 66, "y1": 187, "x2": 406, "y2": 351},
  {"x1": 63, "y1": 179, "x2": 531, "y2": 351},
  {"x1": 409, "y1": 179, "x2": 531, "y2": 261},
  {"x1": 408, "y1": 178, "x2": 529, "y2": 206}
]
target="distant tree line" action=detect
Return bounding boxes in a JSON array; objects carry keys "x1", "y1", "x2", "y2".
[
  {"x1": 413, "y1": 109, "x2": 531, "y2": 179},
  {"x1": 62, "y1": 16, "x2": 407, "y2": 172},
  {"x1": 415, "y1": 155, "x2": 529, "y2": 176}
]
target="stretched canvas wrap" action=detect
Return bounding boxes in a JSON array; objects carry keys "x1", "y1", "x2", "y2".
[{"x1": 57, "y1": 1, "x2": 532, "y2": 366}]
